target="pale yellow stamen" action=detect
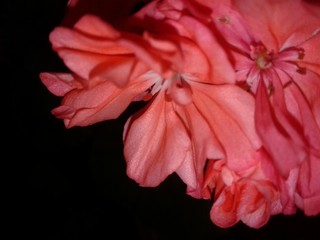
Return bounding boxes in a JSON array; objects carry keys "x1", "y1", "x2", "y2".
[{"x1": 256, "y1": 55, "x2": 272, "y2": 69}]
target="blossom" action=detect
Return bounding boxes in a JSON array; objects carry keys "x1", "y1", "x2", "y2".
[
  {"x1": 206, "y1": 0, "x2": 320, "y2": 215},
  {"x1": 120, "y1": 0, "x2": 261, "y2": 195},
  {"x1": 40, "y1": 3, "x2": 261, "y2": 200},
  {"x1": 39, "y1": 0, "x2": 320, "y2": 229}
]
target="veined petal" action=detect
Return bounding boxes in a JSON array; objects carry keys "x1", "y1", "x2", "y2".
[
  {"x1": 123, "y1": 91, "x2": 192, "y2": 187},
  {"x1": 174, "y1": 103, "x2": 225, "y2": 199},
  {"x1": 192, "y1": 84, "x2": 260, "y2": 171},
  {"x1": 255, "y1": 80, "x2": 306, "y2": 177}
]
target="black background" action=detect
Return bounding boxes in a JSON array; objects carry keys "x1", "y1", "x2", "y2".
[{"x1": 4, "y1": 0, "x2": 320, "y2": 239}]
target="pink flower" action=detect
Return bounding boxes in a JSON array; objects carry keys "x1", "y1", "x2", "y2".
[
  {"x1": 39, "y1": 0, "x2": 320, "y2": 229},
  {"x1": 207, "y1": 0, "x2": 320, "y2": 215},
  {"x1": 118, "y1": 1, "x2": 260, "y2": 196},
  {"x1": 40, "y1": 5, "x2": 260, "y2": 199}
]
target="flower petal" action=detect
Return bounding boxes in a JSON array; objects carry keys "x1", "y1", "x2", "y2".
[
  {"x1": 193, "y1": 84, "x2": 260, "y2": 171},
  {"x1": 39, "y1": 72, "x2": 81, "y2": 96},
  {"x1": 123, "y1": 91, "x2": 192, "y2": 187}
]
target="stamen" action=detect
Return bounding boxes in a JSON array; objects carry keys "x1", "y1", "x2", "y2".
[
  {"x1": 250, "y1": 44, "x2": 273, "y2": 70},
  {"x1": 256, "y1": 55, "x2": 272, "y2": 69}
]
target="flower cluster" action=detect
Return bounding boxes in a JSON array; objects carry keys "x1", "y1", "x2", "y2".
[{"x1": 40, "y1": 0, "x2": 320, "y2": 228}]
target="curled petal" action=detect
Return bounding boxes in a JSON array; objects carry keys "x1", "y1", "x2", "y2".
[
  {"x1": 53, "y1": 76, "x2": 152, "y2": 128},
  {"x1": 210, "y1": 179, "x2": 281, "y2": 229},
  {"x1": 210, "y1": 185, "x2": 239, "y2": 228},
  {"x1": 39, "y1": 72, "x2": 82, "y2": 96}
]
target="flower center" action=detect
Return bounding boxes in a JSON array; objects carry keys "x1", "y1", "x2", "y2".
[
  {"x1": 250, "y1": 44, "x2": 273, "y2": 70},
  {"x1": 237, "y1": 42, "x2": 307, "y2": 93},
  {"x1": 164, "y1": 72, "x2": 193, "y2": 105},
  {"x1": 142, "y1": 71, "x2": 193, "y2": 105}
]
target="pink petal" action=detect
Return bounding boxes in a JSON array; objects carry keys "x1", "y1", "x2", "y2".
[
  {"x1": 192, "y1": 84, "x2": 260, "y2": 172},
  {"x1": 49, "y1": 15, "x2": 133, "y2": 81},
  {"x1": 118, "y1": 33, "x2": 179, "y2": 78},
  {"x1": 293, "y1": 70, "x2": 320, "y2": 128},
  {"x1": 174, "y1": 103, "x2": 225, "y2": 198},
  {"x1": 210, "y1": 186, "x2": 239, "y2": 228},
  {"x1": 173, "y1": 14, "x2": 236, "y2": 84},
  {"x1": 238, "y1": 182, "x2": 273, "y2": 228},
  {"x1": 123, "y1": 91, "x2": 192, "y2": 187},
  {"x1": 89, "y1": 56, "x2": 148, "y2": 87},
  {"x1": 255, "y1": 86, "x2": 298, "y2": 176},
  {"x1": 133, "y1": 2, "x2": 236, "y2": 84},
  {"x1": 54, "y1": 76, "x2": 152, "y2": 128},
  {"x1": 297, "y1": 155, "x2": 320, "y2": 216}
]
